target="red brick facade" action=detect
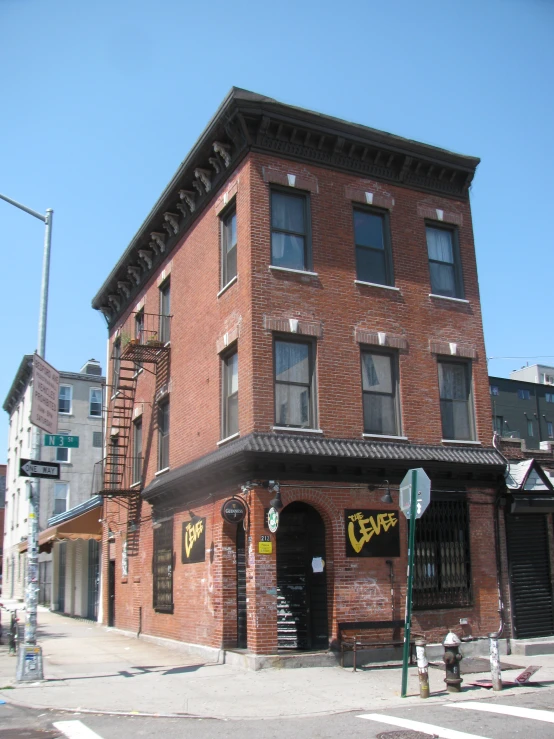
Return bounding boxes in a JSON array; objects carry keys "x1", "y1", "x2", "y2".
[{"x1": 95, "y1": 90, "x2": 509, "y2": 657}]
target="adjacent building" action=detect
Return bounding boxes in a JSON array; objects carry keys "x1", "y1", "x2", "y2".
[
  {"x1": 91, "y1": 89, "x2": 510, "y2": 662},
  {"x1": 2, "y1": 357, "x2": 104, "y2": 618},
  {"x1": 490, "y1": 375, "x2": 554, "y2": 450},
  {"x1": 510, "y1": 363, "x2": 554, "y2": 386},
  {"x1": 0, "y1": 463, "x2": 5, "y2": 594}
]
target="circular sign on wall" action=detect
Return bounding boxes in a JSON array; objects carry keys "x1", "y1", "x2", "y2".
[
  {"x1": 267, "y1": 507, "x2": 279, "y2": 533},
  {"x1": 221, "y1": 497, "x2": 247, "y2": 524}
]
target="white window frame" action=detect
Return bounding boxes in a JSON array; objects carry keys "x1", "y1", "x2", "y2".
[
  {"x1": 54, "y1": 482, "x2": 69, "y2": 516},
  {"x1": 59, "y1": 385, "x2": 73, "y2": 414},
  {"x1": 55, "y1": 431, "x2": 71, "y2": 464},
  {"x1": 89, "y1": 387, "x2": 102, "y2": 417}
]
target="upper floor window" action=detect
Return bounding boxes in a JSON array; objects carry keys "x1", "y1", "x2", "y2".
[
  {"x1": 58, "y1": 385, "x2": 72, "y2": 414},
  {"x1": 354, "y1": 208, "x2": 393, "y2": 286},
  {"x1": 89, "y1": 388, "x2": 102, "y2": 417},
  {"x1": 527, "y1": 419, "x2": 534, "y2": 437},
  {"x1": 361, "y1": 350, "x2": 399, "y2": 436},
  {"x1": 274, "y1": 338, "x2": 315, "y2": 429},
  {"x1": 546, "y1": 393, "x2": 554, "y2": 403},
  {"x1": 56, "y1": 432, "x2": 71, "y2": 464},
  {"x1": 490, "y1": 385, "x2": 499, "y2": 396},
  {"x1": 547, "y1": 422, "x2": 553, "y2": 438},
  {"x1": 159, "y1": 280, "x2": 171, "y2": 344},
  {"x1": 517, "y1": 388, "x2": 531, "y2": 400},
  {"x1": 222, "y1": 350, "x2": 238, "y2": 439},
  {"x1": 271, "y1": 190, "x2": 311, "y2": 271},
  {"x1": 541, "y1": 373, "x2": 554, "y2": 385},
  {"x1": 426, "y1": 226, "x2": 464, "y2": 299},
  {"x1": 438, "y1": 361, "x2": 474, "y2": 441},
  {"x1": 221, "y1": 208, "x2": 237, "y2": 288},
  {"x1": 54, "y1": 482, "x2": 68, "y2": 516},
  {"x1": 157, "y1": 400, "x2": 170, "y2": 471}
]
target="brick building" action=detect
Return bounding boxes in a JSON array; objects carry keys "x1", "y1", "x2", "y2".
[{"x1": 91, "y1": 89, "x2": 506, "y2": 663}]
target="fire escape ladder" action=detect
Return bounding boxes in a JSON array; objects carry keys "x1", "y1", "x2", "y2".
[{"x1": 103, "y1": 362, "x2": 138, "y2": 493}]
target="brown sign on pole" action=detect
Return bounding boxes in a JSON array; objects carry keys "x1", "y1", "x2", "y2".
[{"x1": 30, "y1": 354, "x2": 59, "y2": 434}]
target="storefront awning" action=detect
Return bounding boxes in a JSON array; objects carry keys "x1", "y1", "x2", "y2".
[{"x1": 19, "y1": 496, "x2": 103, "y2": 553}]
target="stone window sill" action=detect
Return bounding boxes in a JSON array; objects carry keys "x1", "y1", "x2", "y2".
[
  {"x1": 217, "y1": 275, "x2": 238, "y2": 298},
  {"x1": 429, "y1": 294, "x2": 470, "y2": 304},
  {"x1": 272, "y1": 426, "x2": 323, "y2": 434},
  {"x1": 155, "y1": 467, "x2": 170, "y2": 476},
  {"x1": 217, "y1": 432, "x2": 240, "y2": 446},
  {"x1": 269, "y1": 265, "x2": 319, "y2": 278},
  {"x1": 355, "y1": 280, "x2": 400, "y2": 292},
  {"x1": 363, "y1": 433, "x2": 408, "y2": 441},
  {"x1": 441, "y1": 439, "x2": 481, "y2": 445}
]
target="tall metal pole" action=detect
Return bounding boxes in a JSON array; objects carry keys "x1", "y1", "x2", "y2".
[
  {"x1": 1, "y1": 193, "x2": 52, "y2": 678},
  {"x1": 401, "y1": 468, "x2": 418, "y2": 697}
]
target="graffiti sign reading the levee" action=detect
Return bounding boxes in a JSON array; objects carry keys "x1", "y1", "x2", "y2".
[
  {"x1": 182, "y1": 517, "x2": 206, "y2": 564},
  {"x1": 345, "y1": 509, "x2": 400, "y2": 557}
]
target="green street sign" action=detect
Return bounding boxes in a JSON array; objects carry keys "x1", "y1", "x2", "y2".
[{"x1": 44, "y1": 434, "x2": 79, "y2": 448}]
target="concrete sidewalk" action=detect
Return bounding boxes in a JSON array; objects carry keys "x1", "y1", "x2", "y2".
[{"x1": 1, "y1": 607, "x2": 554, "y2": 720}]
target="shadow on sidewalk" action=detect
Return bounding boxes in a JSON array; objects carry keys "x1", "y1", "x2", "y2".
[{"x1": 41, "y1": 662, "x2": 215, "y2": 683}]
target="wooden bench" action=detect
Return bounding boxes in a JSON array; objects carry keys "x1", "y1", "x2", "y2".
[{"x1": 338, "y1": 619, "x2": 419, "y2": 671}]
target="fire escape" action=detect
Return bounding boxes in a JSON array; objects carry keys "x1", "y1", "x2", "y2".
[{"x1": 93, "y1": 312, "x2": 171, "y2": 538}]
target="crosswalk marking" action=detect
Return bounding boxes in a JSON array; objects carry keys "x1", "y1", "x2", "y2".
[
  {"x1": 447, "y1": 701, "x2": 554, "y2": 724},
  {"x1": 53, "y1": 721, "x2": 105, "y2": 739},
  {"x1": 357, "y1": 713, "x2": 492, "y2": 739}
]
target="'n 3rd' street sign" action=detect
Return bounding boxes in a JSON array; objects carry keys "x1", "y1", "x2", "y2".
[{"x1": 44, "y1": 434, "x2": 79, "y2": 448}]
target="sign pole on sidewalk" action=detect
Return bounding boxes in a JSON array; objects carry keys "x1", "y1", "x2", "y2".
[{"x1": 401, "y1": 468, "x2": 418, "y2": 697}]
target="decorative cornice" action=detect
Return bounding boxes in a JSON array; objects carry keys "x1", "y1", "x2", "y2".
[{"x1": 92, "y1": 88, "x2": 480, "y2": 327}]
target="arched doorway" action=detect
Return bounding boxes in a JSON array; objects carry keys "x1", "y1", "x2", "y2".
[{"x1": 276, "y1": 502, "x2": 328, "y2": 650}]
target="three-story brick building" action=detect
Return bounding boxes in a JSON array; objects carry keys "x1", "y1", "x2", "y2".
[{"x1": 92, "y1": 89, "x2": 505, "y2": 664}]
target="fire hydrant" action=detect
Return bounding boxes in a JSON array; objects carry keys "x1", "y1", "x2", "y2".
[{"x1": 443, "y1": 631, "x2": 463, "y2": 692}]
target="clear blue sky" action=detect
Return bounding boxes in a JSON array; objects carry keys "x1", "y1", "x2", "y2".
[{"x1": 1, "y1": 0, "x2": 553, "y2": 462}]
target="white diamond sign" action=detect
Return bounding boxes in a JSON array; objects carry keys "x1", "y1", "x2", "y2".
[{"x1": 399, "y1": 468, "x2": 431, "y2": 519}]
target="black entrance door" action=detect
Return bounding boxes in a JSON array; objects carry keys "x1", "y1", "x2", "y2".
[
  {"x1": 108, "y1": 560, "x2": 116, "y2": 627},
  {"x1": 276, "y1": 502, "x2": 328, "y2": 650},
  {"x1": 506, "y1": 513, "x2": 554, "y2": 638}
]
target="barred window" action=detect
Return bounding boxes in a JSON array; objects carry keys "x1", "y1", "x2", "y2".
[
  {"x1": 153, "y1": 518, "x2": 173, "y2": 613},
  {"x1": 413, "y1": 499, "x2": 472, "y2": 609}
]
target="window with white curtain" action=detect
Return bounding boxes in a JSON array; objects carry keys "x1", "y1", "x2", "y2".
[
  {"x1": 271, "y1": 190, "x2": 310, "y2": 271},
  {"x1": 426, "y1": 226, "x2": 463, "y2": 298},
  {"x1": 89, "y1": 387, "x2": 102, "y2": 417},
  {"x1": 361, "y1": 351, "x2": 399, "y2": 435},
  {"x1": 274, "y1": 339, "x2": 315, "y2": 428},
  {"x1": 438, "y1": 361, "x2": 474, "y2": 440}
]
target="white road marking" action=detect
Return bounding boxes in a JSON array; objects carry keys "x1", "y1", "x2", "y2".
[
  {"x1": 357, "y1": 713, "x2": 492, "y2": 739},
  {"x1": 53, "y1": 720, "x2": 105, "y2": 739},
  {"x1": 447, "y1": 701, "x2": 554, "y2": 723}
]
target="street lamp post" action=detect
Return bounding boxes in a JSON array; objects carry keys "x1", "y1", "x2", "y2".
[{"x1": 0, "y1": 192, "x2": 53, "y2": 680}]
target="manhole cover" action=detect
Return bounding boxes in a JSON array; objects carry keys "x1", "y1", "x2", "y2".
[{"x1": 377, "y1": 732, "x2": 438, "y2": 739}]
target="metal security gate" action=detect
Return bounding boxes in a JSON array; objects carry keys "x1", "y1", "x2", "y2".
[
  {"x1": 236, "y1": 526, "x2": 247, "y2": 648},
  {"x1": 87, "y1": 540, "x2": 100, "y2": 620},
  {"x1": 58, "y1": 544, "x2": 66, "y2": 613},
  {"x1": 506, "y1": 514, "x2": 554, "y2": 639},
  {"x1": 276, "y1": 502, "x2": 328, "y2": 650}
]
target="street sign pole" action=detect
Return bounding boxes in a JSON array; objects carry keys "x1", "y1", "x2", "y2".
[{"x1": 401, "y1": 468, "x2": 418, "y2": 697}]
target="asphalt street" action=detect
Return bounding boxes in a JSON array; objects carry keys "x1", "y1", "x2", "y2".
[{"x1": 2, "y1": 689, "x2": 554, "y2": 739}]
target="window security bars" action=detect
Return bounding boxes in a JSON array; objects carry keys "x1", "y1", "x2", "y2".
[
  {"x1": 153, "y1": 518, "x2": 174, "y2": 612},
  {"x1": 413, "y1": 499, "x2": 472, "y2": 609}
]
